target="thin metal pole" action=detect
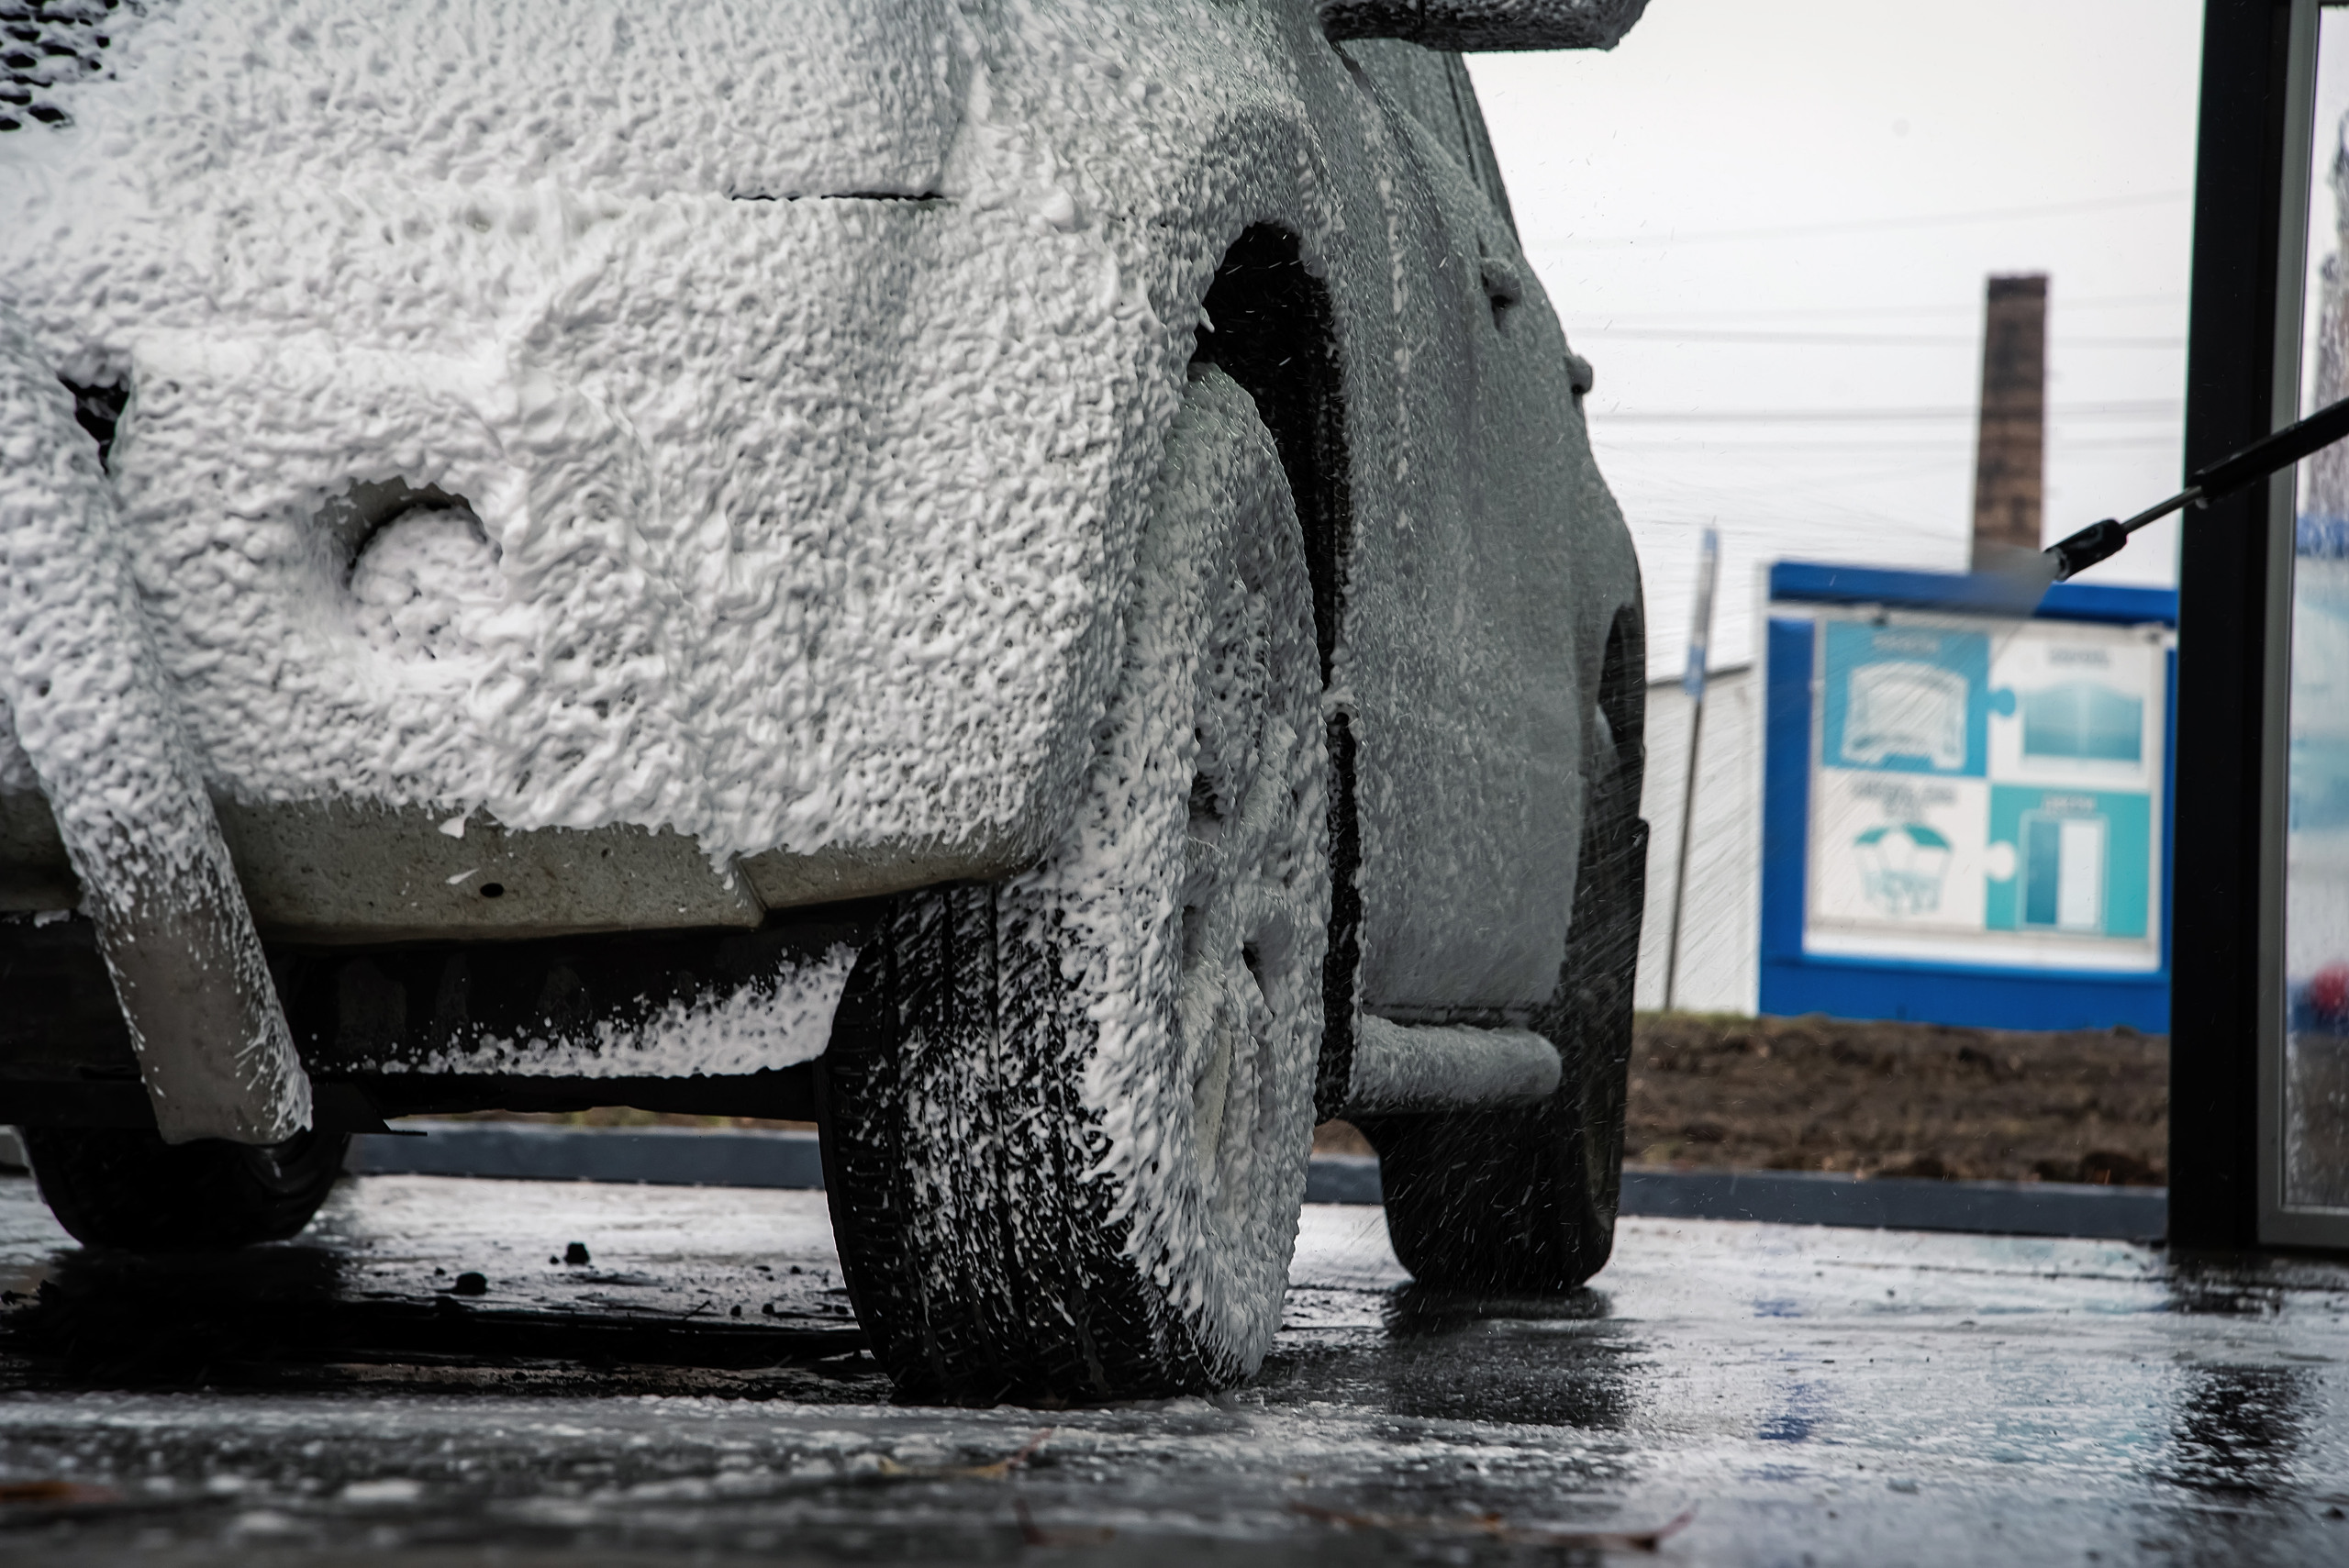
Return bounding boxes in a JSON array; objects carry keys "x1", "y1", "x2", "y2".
[
  {"x1": 1664, "y1": 688, "x2": 1706, "y2": 1012},
  {"x1": 1664, "y1": 526, "x2": 1720, "y2": 1014}
]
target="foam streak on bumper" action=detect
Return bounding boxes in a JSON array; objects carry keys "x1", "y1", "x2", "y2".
[{"x1": 0, "y1": 307, "x2": 310, "y2": 1145}]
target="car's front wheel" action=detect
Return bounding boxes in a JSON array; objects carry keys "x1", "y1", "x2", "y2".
[{"x1": 817, "y1": 368, "x2": 1330, "y2": 1404}]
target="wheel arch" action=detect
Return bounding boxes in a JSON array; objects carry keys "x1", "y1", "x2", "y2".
[
  {"x1": 1595, "y1": 599, "x2": 1647, "y2": 798},
  {"x1": 1188, "y1": 223, "x2": 1364, "y2": 1120}
]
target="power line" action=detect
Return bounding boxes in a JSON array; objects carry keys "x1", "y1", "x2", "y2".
[
  {"x1": 1523, "y1": 189, "x2": 2189, "y2": 249},
  {"x1": 1602, "y1": 439, "x2": 1979, "y2": 451},
  {"x1": 1564, "y1": 293, "x2": 2188, "y2": 324},
  {"x1": 1573, "y1": 328, "x2": 2183, "y2": 348},
  {"x1": 1597, "y1": 435, "x2": 2181, "y2": 453},
  {"x1": 1593, "y1": 399, "x2": 2181, "y2": 425}
]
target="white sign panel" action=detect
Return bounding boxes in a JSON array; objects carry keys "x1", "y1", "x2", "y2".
[{"x1": 1798, "y1": 609, "x2": 2168, "y2": 973}]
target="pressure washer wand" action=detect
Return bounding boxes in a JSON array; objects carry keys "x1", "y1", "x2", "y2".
[{"x1": 2045, "y1": 391, "x2": 2349, "y2": 582}]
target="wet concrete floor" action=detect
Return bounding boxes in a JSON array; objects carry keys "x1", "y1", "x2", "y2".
[{"x1": 0, "y1": 1172, "x2": 2342, "y2": 1565}]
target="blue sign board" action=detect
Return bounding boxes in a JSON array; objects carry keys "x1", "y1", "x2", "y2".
[{"x1": 1761, "y1": 562, "x2": 2176, "y2": 1032}]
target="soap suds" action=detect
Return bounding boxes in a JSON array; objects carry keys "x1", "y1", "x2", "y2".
[
  {"x1": 1037, "y1": 371, "x2": 1327, "y2": 1378},
  {"x1": 0, "y1": 304, "x2": 311, "y2": 1141},
  {"x1": 0, "y1": 6, "x2": 1637, "y2": 991},
  {"x1": 0, "y1": 4, "x2": 1644, "y2": 1254},
  {"x1": 349, "y1": 508, "x2": 506, "y2": 669},
  {"x1": 370, "y1": 943, "x2": 856, "y2": 1081}
]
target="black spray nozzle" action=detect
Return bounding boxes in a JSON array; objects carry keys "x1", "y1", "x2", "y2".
[
  {"x1": 2047, "y1": 518, "x2": 2130, "y2": 583},
  {"x1": 2041, "y1": 484, "x2": 2203, "y2": 584}
]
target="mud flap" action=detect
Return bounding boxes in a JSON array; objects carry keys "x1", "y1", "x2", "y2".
[{"x1": 0, "y1": 309, "x2": 311, "y2": 1144}]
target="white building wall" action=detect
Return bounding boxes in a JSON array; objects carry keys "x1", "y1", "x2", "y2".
[{"x1": 1635, "y1": 663, "x2": 1762, "y2": 1015}]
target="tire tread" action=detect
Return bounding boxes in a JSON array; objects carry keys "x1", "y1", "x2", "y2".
[{"x1": 21, "y1": 1126, "x2": 350, "y2": 1252}]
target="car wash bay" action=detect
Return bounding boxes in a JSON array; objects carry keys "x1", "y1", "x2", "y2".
[
  {"x1": 7, "y1": 6, "x2": 2349, "y2": 1564},
  {"x1": 0, "y1": 1171, "x2": 2342, "y2": 1565}
]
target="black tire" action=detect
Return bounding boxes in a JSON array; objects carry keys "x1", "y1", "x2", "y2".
[
  {"x1": 19, "y1": 1126, "x2": 351, "y2": 1251},
  {"x1": 818, "y1": 369, "x2": 1330, "y2": 1404},
  {"x1": 1360, "y1": 712, "x2": 1649, "y2": 1295}
]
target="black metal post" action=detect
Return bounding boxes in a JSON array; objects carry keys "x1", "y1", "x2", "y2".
[{"x1": 2170, "y1": 0, "x2": 2299, "y2": 1251}]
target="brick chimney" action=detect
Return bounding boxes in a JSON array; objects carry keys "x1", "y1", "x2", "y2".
[{"x1": 1969, "y1": 273, "x2": 2048, "y2": 567}]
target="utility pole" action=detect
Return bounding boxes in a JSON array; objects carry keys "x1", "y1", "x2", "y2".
[
  {"x1": 1969, "y1": 273, "x2": 2049, "y2": 567},
  {"x1": 1664, "y1": 526, "x2": 1719, "y2": 1014}
]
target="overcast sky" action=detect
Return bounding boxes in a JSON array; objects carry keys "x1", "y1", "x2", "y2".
[{"x1": 1467, "y1": 0, "x2": 2205, "y2": 678}]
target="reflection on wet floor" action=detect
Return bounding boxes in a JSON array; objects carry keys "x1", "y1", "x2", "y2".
[
  {"x1": 1269, "y1": 1284, "x2": 1640, "y2": 1433},
  {"x1": 0, "y1": 1173, "x2": 2343, "y2": 1563},
  {"x1": 0, "y1": 1174, "x2": 871, "y2": 1399},
  {"x1": 2163, "y1": 1363, "x2": 2308, "y2": 1501}
]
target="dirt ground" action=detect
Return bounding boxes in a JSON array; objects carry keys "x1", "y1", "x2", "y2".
[
  {"x1": 456, "y1": 1012, "x2": 2170, "y2": 1187},
  {"x1": 1317, "y1": 1013, "x2": 2168, "y2": 1184},
  {"x1": 1615, "y1": 1011, "x2": 2167, "y2": 1184}
]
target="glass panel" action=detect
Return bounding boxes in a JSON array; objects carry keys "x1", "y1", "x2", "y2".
[{"x1": 2284, "y1": 6, "x2": 2349, "y2": 1214}]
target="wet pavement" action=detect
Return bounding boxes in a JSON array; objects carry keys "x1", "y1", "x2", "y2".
[{"x1": 0, "y1": 1173, "x2": 2342, "y2": 1564}]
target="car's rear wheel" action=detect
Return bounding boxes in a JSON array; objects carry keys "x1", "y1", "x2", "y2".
[
  {"x1": 19, "y1": 1126, "x2": 351, "y2": 1251},
  {"x1": 1358, "y1": 728, "x2": 1648, "y2": 1295},
  {"x1": 817, "y1": 368, "x2": 1330, "y2": 1403}
]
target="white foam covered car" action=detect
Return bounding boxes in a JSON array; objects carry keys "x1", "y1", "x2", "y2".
[{"x1": 0, "y1": 0, "x2": 1649, "y2": 1400}]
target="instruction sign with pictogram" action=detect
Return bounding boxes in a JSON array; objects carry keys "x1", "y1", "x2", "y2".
[{"x1": 1761, "y1": 564, "x2": 2175, "y2": 1031}]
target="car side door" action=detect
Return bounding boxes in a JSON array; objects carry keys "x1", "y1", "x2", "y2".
[{"x1": 1338, "y1": 41, "x2": 1627, "y2": 1020}]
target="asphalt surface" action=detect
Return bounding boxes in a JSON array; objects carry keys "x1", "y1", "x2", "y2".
[
  {"x1": 348, "y1": 1124, "x2": 2173, "y2": 1240},
  {"x1": 0, "y1": 1173, "x2": 2342, "y2": 1566}
]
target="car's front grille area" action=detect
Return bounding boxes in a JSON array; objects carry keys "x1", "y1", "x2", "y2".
[{"x1": 2, "y1": 0, "x2": 142, "y2": 134}]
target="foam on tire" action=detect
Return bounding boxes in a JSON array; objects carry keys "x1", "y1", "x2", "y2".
[{"x1": 818, "y1": 369, "x2": 1329, "y2": 1403}]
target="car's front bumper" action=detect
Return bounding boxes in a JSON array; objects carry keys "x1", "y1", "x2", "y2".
[{"x1": 0, "y1": 791, "x2": 1038, "y2": 944}]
